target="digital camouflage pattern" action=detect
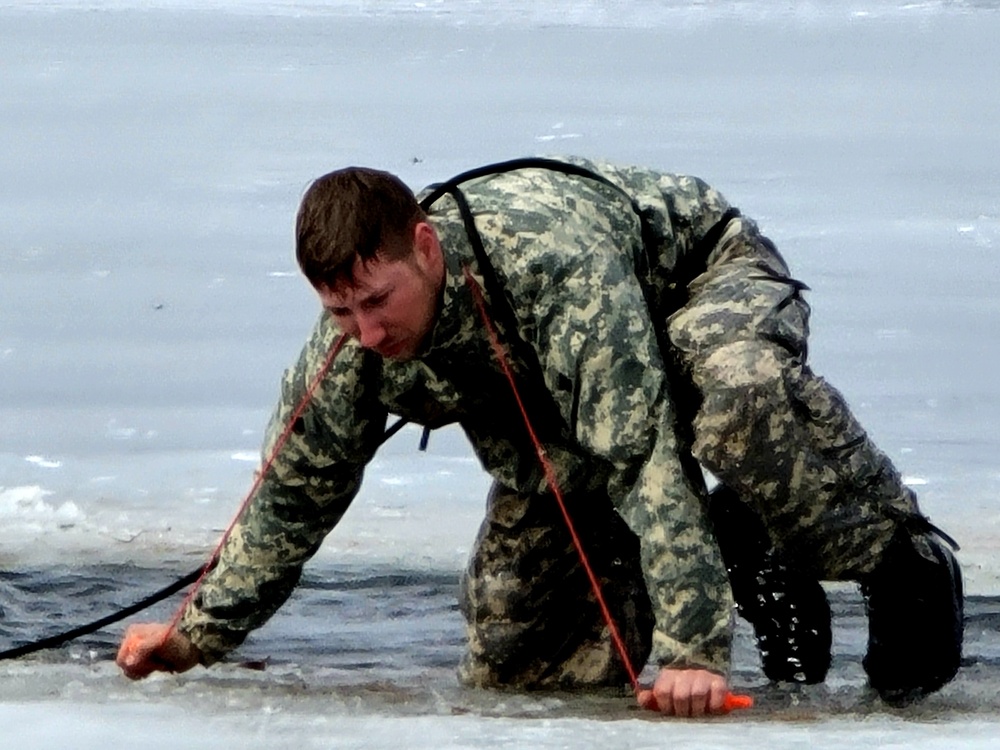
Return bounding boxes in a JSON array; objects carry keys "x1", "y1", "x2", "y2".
[
  {"x1": 457, "y1": 481, "x2": 655, "y2": 688},
  {"x1": 179, "y1": 158, "x2": 923, "y2": 682},
  {"x1": 669, "y1": 217, "x2": 919, "y2": 578}
]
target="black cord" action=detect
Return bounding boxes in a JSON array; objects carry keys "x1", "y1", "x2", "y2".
[
  {"x1": 0, "y1": 416, "x2": 418, "y2": 661},
  {"x1": 0, "y1": 565, "x2": 203, "y2": 661}
]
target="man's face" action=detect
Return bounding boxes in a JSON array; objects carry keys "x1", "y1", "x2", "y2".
[{"x1": 317, "y1": 226, "x2": 443, "y2": 361}]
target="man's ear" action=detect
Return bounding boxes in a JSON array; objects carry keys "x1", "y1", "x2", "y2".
[{"x1": 411, "y1": 220, "x2": 444, "y2": 276}]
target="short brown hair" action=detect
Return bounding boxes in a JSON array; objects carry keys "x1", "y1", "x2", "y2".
[{"x1": 295, "y1": 167, "x2": 424, "y2": 288}]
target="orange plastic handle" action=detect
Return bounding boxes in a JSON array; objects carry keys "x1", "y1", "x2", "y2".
[
  {"x1": 641, "y1": 691, "x2": 753, "y2": 714},
  {"x1": 722, "y1": 692, "x2": 754, "y2": 712}
]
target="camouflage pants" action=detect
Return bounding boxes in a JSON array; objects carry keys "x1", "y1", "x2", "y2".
[
  {"x1": 458, "y1": 481, "x2": 654, "y2": 689},
  {"x1": 667, "y1": 219, "x2": 921, "y2": 578}
]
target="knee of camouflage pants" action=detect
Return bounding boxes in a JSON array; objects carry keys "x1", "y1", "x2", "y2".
[
  {"x1": 668, "y1": 244, "x2": 914, "y2": 579},
  {"x1": 686, "y1": 336, "x2": 906, "y2": 578},
  {"x1": 458, "y1": 482, "x2": 654, "y2": 689}
]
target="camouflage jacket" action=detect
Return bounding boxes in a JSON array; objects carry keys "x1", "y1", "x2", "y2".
[{"x1": 180, "y1": 157, "x2": 737, "y2": 674}]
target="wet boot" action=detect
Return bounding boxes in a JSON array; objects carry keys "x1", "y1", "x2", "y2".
[
  {"x1": 709, "y1": 485, "x2": 832, "y2": 684},
  {"x1": 862, "y1": 527, "x2": 964, "y2": 706}
]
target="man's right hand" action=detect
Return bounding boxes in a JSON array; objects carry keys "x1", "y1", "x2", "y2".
[
  {"x1": 636, "y1": 667, "x2": 731, "y2": 717},
  {"x1": 116, "y1": 622, "x2": 202, "y2": 680}
]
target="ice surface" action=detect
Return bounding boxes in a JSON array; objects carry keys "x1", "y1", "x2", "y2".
[{"x1": 3, "y1": 699, "x2": 1000, "y2": 750}]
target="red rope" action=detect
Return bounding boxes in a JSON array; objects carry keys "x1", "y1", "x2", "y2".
[
  {"x1": 152, "y1": 275, "x2": 751, "y2": 714},
  {"x1": 161, "y1": 332, "x2": 348, "y2": 644},
  {"x1": 462, "y1": 265, "x2": 755, "y2": 715},
  {"x1": 461, "y1": 265, "x2": 645, "y2": 692}
]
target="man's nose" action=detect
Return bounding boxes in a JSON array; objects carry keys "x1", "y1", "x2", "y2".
[{"x1": 355, "y1": 313, "x2": 387, "y2": 349}]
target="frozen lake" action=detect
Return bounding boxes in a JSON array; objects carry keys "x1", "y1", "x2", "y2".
[{"x1": 2, "y1": 1, "x2": 999, "y2": 746}]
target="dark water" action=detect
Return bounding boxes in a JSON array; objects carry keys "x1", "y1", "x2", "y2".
[{"x1": 2, "y1": 563, "x2": 999, "y2": 719}]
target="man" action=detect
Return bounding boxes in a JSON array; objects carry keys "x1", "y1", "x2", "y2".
[{"x1": 117, "y1": 157, "x2": 963, "y2": 715}]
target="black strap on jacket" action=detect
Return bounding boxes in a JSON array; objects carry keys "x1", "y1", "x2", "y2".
[
  {"x1": 424, "y1": 175, "x2": 571, "y2": 446},
  {"x1": 420, "y1": 157, "x2": 659, "y2": 280},
  {"x1": 414, "y1": 157, "x2": 740, "y2": 453},
  {"x1": 419, "y1": 156, "x2": 740, "y2": 317}
]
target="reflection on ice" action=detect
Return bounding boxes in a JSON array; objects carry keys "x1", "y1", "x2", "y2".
[{"x1": 24, "y1": 455, "x2": 62, "y2": 469}]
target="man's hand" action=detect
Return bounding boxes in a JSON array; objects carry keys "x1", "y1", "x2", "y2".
[
  {"x1": 636, "y1": 667, "x2": 730, "y2": 717},
  {"x1": 116, "y1": 622, "x2": 202, "y2": 680}
]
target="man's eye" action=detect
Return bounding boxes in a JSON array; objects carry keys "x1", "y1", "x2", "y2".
[{"x1": 362, "y1": 293, "x2": 389, "y2": 311}]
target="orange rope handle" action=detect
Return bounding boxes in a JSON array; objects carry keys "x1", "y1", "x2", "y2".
[{"x1": 159, "y1": 332, "x2": 349, "y2": 646}]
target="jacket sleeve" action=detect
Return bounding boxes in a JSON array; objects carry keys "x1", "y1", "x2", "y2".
[
  {"x1": 178, "y1": 313, "x2": 388, "y2": 663},
  {"x1": 477, "y1": 170, "x2": 735, "y2": 673}
]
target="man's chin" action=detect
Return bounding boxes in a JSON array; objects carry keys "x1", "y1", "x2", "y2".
[{"x1": 377, "y1": 341, "x2": 415, "y2": 361}]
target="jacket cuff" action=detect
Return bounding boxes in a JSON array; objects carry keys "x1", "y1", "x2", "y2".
[
  {"x1": 177, "y1": 609, "x2": 247, "y2": 666},
  {"x1": 649, "y1": 627, "x2": 732, "y2": 676}
]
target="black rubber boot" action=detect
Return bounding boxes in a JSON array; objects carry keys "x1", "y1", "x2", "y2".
[
  {"x1": 709, "y1": 485, "x2": 832, "y2": 684},
  {"x1": 862, "y1": 527, "x2": 964, "y2": 706}
]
